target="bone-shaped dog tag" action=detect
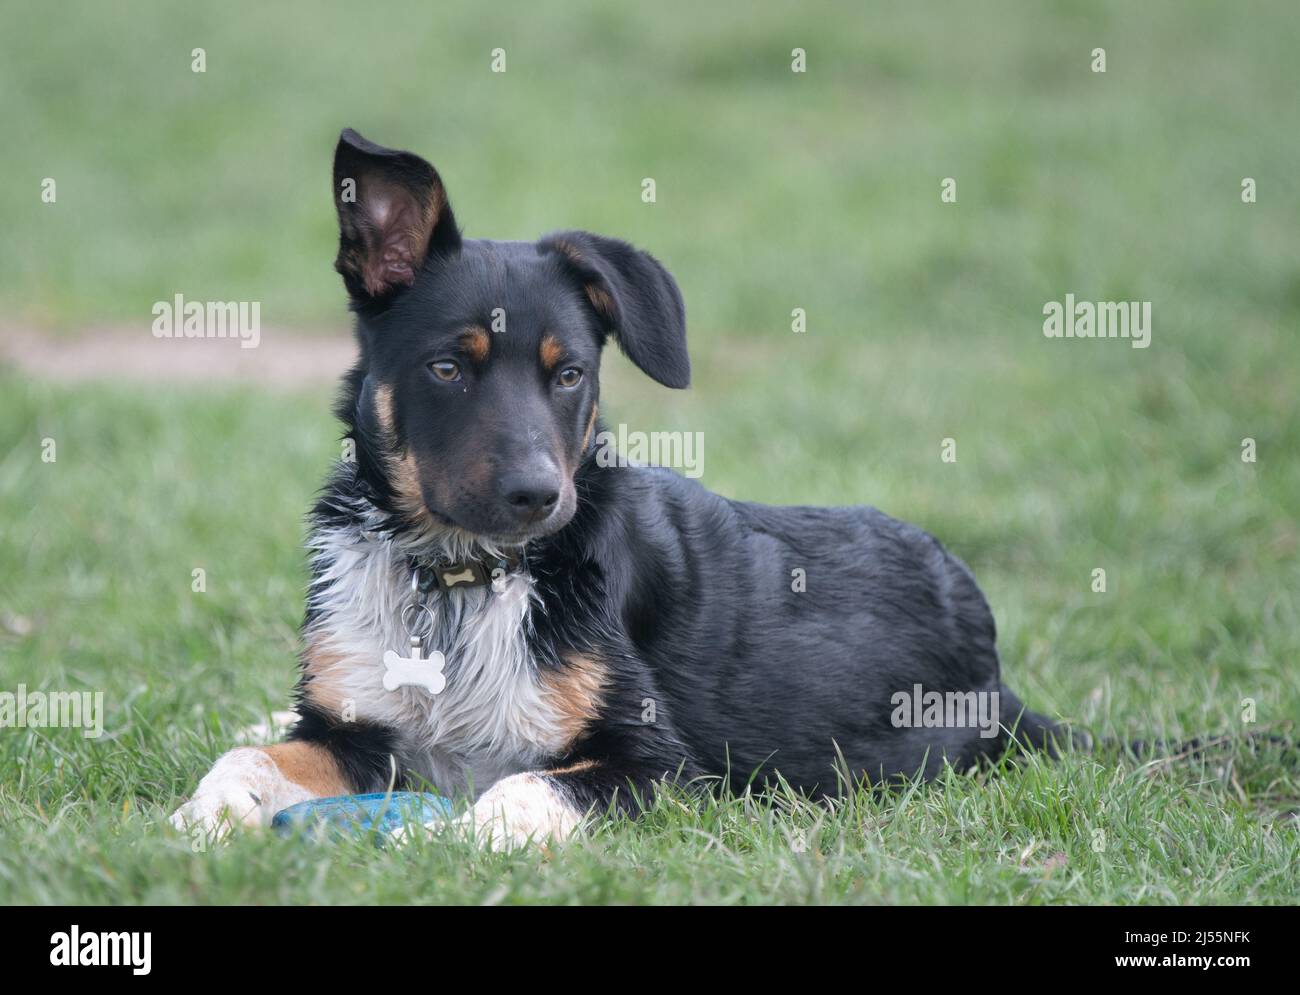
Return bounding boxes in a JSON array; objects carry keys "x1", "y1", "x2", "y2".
[
  {"x1": 436, "y1": 561, "x2": 487, "y2": 591},
  {"x1": 382, "y1": 637, "x2": 446, "y2": 695}
]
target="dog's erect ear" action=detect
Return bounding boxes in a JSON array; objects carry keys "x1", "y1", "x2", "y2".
[
  {"x1": 332, "y1": 128, "x2": 459, "y2": 301},
  {"x1": 541, "y1": 231, "x2": 689, "y2": 389}
]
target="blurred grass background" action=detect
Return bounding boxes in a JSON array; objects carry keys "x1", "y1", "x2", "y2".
[
  {"x1": 1, "y1": 0, "x2": 1298, "y2": 903},
  {"x1": 6, "y1": 0, "x2": 1298, "y2": 337}
]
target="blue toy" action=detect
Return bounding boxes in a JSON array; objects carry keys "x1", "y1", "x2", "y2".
[{"x1": 271, "y1": 792, "x2": 454, "y2": 842}]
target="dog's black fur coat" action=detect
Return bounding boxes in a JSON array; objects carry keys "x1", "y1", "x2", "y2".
[{"x1": 288, "y1": 129, "x2": 1064, "y2": 821}]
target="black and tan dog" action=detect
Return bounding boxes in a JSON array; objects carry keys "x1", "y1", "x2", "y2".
[{"x1": 171, "y1": 129, "x2": 1063, "y2": 847}]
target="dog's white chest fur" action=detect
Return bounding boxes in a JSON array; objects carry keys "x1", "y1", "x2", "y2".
[{"x1": 304, "y1": 523, "x2": 568, "y2": 797}]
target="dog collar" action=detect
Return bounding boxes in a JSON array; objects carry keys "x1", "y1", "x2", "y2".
[{"x1": 408, "y1": 551, "x2": 525, "y2": 594}]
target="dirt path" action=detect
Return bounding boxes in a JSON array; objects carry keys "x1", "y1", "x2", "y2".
[{"x1": 1, "y1": 326, "x2": 357, "y2": 387}]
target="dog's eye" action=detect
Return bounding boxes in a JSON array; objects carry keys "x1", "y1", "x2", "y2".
[
  {"x1": 557, "y1": 367, "x2": 583, "y2": 388},
  {"x1": 429, "y1": 360, "x2": 462, "y2": 383}
]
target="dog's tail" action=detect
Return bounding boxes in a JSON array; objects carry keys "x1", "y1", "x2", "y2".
[
  {"x1": 996, "y1": 686, "x2": 1076, "y2": 758},
  {"x1": 995, "y1": 685, "x2": 1291, "y2": 763}
]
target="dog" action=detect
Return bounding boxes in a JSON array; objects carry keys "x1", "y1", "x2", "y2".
[{"x1": 170, "y1": 128, "x2": 1065, "y2": 848}]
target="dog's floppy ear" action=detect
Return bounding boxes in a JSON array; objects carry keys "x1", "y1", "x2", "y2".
[
  {"x1": 541, "y1": 231, "x2": 689, "y2": 389},
  {"x1": 332, "y1": 128, "x2": 459, "y2": 301}
]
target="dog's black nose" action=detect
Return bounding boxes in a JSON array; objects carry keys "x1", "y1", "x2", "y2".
[{"x1": 499, "y1": 473, "x2": 560, "y2": 522}]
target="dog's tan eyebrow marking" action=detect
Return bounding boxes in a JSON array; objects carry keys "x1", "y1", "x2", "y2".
[
  {"x1": 539, "y1": 333, "x2": 564, "y2": 371},
  {"x1": 460, "y1": 325, "x2": 491, "y2": 363}
]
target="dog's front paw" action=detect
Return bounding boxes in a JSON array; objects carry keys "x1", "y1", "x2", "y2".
[
  {"x1": 387, "y1": 774, "x2": 578, "y2": 851},
  {"x1": 169, "y1": 784, "x2": 262, "y2": 840},
  {"x1": 462, "y1": 773, "x2": 585, "y2": 852},
  {"x1": 169, "y1": 747, "x2": 307, "y2": 839}
]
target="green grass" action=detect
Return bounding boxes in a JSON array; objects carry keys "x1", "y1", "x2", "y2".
[{"x1": 2, "y1": 0, "x2": 1299, "y2": 904}]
